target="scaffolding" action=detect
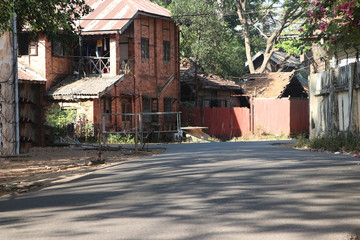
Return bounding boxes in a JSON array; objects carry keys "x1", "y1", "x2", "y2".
[{"x1": 101, "y1": 111, "x2": 182, "y2": 151}]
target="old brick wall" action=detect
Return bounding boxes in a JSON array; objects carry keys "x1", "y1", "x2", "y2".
[
  {"x1": 45, "y1": 39, "x2": 72, "y2": 90},
  {"x1": 81, "y1": 15, "x2": 180, "y2": 133},
  {"x1": 18, "y1": 34, "x2": 72, "y2": 91},
  {"x1": 133, "y1": 15, "x2": 179, "y2": 111}
]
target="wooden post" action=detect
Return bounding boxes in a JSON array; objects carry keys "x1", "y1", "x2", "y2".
[
  {"x1": 139, "y1": 114, "x2": 143, "y2": 145},
  {"x1": 0, "y1": 32, "x2": 16, "y2": 155},
  {"x1": 135, "y1": 113, "x2": 138, "y2": 152}
]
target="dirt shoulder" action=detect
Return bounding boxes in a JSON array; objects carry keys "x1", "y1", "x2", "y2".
[{"x1": 0, "y1": 145, "x2": 164, "y2": 197}]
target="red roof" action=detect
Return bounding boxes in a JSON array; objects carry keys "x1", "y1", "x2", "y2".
[{"x1": 80, "y1": 0, "x2": 171, "y2": 35}]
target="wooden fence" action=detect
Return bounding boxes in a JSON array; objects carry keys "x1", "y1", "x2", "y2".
[
  {"x1": 309, "y1": 62, "x2": 360, "y2": 138},
  {"x1": 181, "y1": 98, "x2": 309, "y2": 139}
]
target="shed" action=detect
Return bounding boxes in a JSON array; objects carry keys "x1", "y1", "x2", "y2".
[
  {"x1": 180, "y1": 58, "x2": 243, "y2": 107},
  {"x1": 240, "y1": 72, "x2": 308, "y2": 99},
  {"x1": 18, "y1": 63, "x2": 46, "y2": 152}
]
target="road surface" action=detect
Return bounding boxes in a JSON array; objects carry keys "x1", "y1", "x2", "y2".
[{"x1": 1, "y1": 141, "x2": 360, "y2": 240}]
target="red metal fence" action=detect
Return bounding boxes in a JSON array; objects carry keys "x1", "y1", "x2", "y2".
[{"x1": 180, "y1": 98, "x2": 309, "y2": 139}]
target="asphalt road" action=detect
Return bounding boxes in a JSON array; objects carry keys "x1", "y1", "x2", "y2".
[{"x1": 1, "y1": 141, "x2": 360, "y2": 240}]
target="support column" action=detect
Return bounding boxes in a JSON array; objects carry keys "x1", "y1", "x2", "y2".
[{"x1": 0, "y1": 32, "x2": 16, "y2": 155}]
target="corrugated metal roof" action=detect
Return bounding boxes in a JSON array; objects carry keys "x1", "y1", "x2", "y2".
[
  {"x1": 245, "y1": 50, "x2": 301, "y2": 68},
  {"x1": 46, "y1": 75, "x2": 124, "y2": 100},
  {"x1": 80, "y1": 0, "x2": 171, "y2": 35},
  {"x1": 240, "y1": 72, "x2": 295, "y2": 98},
  {"x1": 180, "y1": 58, "x2": 242, "y2": 91},
  {"x1": 271, "y1": 51, "x2": 301, "y2": 67},
  {"x1": 18, "y1": 63, "x2": 46, "y2": 83}
]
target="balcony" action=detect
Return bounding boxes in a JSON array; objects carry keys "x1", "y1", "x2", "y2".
[{"x1": 83, "y1": 56, "x2": 110, "y2": 75}]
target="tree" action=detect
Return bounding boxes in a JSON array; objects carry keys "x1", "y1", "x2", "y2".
[
  {"x1": 300, "y1": 0, "x2": 360, "y2": 49},
  {"x1": 0, "y1": 0, "x2": 91, "y2": 35},
  {"x1": 234, "y1": 0, "x2": 306, "y2": 73},
  {"x1": 171, "y1": 0, "x2": 247, "y2": 78},
  {"x1": 150, "y1": 0, "x2": 173, "y2": 7}
]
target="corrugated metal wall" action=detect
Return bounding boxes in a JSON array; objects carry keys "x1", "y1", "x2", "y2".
[{"x1": 181, "y1": 98, "x2": 309, "y2": 139}]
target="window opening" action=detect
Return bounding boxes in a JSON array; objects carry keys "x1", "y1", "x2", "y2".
[
  {"x1": 141, "y1": 38, "x2": 149, "y2": 60},
  {"x1": 163, "y1": 41, "x2": 170, "y2": 62}
]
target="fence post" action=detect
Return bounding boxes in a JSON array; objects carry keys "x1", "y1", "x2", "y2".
[
  {"x1": 135, "y1": 113, "x2": 138, "y2": 153},
  {"x1": 139, "y1": 114, "x2": 143, "y2": 144},
  {"x1": 102, "y1": 115, "x2": 106, "y2": 144}
]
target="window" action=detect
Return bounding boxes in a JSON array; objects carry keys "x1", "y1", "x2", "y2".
[
  {"x1": 164, "y1": 98, "x2": 172, "y2": 122},
  {"x1": 163, "y1": 41, "x2": 170, "y2": 62},
  {"x1": 52, "y1": 40, "x2": 65, "y2": 57},
  {"x1": 142, "y1": 98, "x2": 158, "y2": 122},
  {"x1": 18, "y1": 33, "x2": 38, "y2": 56},
  {"x1": 141, "y1": 38, "x2": 149, "y2": 60},
  {"x1": 151, "y1": 98, "x2": 159, "y2": 122},
  {"x1": 121, "y1": 98, "x2": 132, "y2": 121},
  {"x1": 52, "y1": 39, "x2": 71, "y2": 57},
  {"x1": 143, "y1": 98, "x2": 151, "y2": 122},
  {"x1": 104, "y1": 97, "x2": 112, "y2": 123}
]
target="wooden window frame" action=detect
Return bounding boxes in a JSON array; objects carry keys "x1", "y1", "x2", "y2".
[
  {"x1": 164, "y1": 98, "x2": 172, "y2": 122},
  {"x1": 141, "y1": 38, "x2": 149, "y2": 60},
  {"x1": 163, "y1": 40, "x2": 170, "y2": 62}
]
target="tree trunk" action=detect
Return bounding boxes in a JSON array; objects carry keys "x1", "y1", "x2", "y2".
[
  {"x1": 256, "y1": 30, "x2": 279, "y2": 73},
  {"x1": 235, "y1": 0, "x2": 256, "y2": 73},
  {"x1": 0, "y1": 32, "x2": 16, "y2": 155}
]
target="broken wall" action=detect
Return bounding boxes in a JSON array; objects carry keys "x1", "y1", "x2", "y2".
[{"x1": 309, "y1": 62, "x2": 360, "y2": 138}]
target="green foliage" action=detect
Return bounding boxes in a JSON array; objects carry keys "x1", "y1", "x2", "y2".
[
  {"x1": 150, "y1": 0, "x2": 172, "y2": 7},
  {"x1": 76, "y1": 113, "x2": 95, "y2": 141},
  {"x1": 0, "y1": 0, "x2": 91, "y2": 36},
  {"x1": 275, "y1": 39, "x2": 312, "y2": 57},
  {"x1": 107, "y1": 134, "x2": 135, "y2": 144},
  {"x1": 45, "y1": 104, "x2": 76, "y2": 136},
  {"x1": 171, "y1": 0, "x2": 247, "y2": 78}
]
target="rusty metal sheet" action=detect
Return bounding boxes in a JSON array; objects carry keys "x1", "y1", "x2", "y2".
[{"x1": 80, "y1": 0, "x2": 171, "y2": 35}]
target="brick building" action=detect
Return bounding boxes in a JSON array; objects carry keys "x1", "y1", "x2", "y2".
[{"x1": 19, "y1": 0, "x2": 180, "y2": 138}]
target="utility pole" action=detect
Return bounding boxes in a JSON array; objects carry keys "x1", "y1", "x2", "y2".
[{"x1": 14, "y1": 12, "x2": 20, "y2": 155}]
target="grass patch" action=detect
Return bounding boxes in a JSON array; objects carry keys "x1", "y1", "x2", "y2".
[
  {"x1": 107, "y1": 134, "x2": 135, "y2": 144},
  {"x1": 295, "y1": 133, "x2": 360, "y2": 153},
  {"x1": 229, "y1": 132, "x2": 291, "y2": 142}
]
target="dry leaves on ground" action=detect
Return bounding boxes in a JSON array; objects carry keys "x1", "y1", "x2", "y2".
[{"x1": 0, "y1": 146, "x2": 164, "y2": 197}]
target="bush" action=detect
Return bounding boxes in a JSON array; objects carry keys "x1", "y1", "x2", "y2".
[
  {"x1": 45, "y1": 104, "x2": 76, "y2": 136},
  {"x1": 107, "y1": 134, "x2": 135, "y2": 144}
]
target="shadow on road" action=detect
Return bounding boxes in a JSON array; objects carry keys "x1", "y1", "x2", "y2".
[{"x1": 1, "y1": 141, "x2": 360, "y2": 239}]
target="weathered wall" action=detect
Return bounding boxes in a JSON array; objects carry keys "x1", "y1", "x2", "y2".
[
  {"x1": 18, "y1": 34, "x2": 72, "y2": 91},
  {"x1": 0, "y1": 32, "x2": 16, "y2": 155},
  {"x1": 60, "y1": 100, "x2": 94, "y2": 124},
  {"x1": 19, "y1": 81, "x2": 46, "y2": 152},
  {"x1": 18, "y1": 34, "x2": 47, "y2": 78},
  {"x1": 309, "y1": 62, "x2": 360, "y2": 138},
  {"x1": 310, "y1": 44, "x2": 358, "y2": 73}
]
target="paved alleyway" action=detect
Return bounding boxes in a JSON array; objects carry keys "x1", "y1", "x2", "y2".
[{"x1": 1, "y1": 141, "x2": 360, "y2": 239}]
